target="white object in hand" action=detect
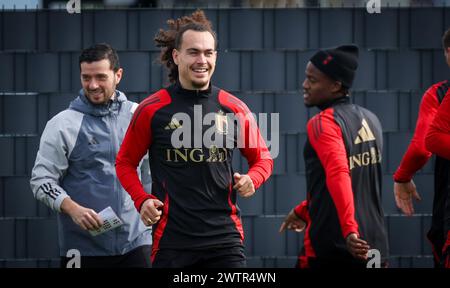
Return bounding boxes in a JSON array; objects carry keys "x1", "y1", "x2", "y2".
[{"x1": 89, "y1": 206, "x2": 123, "y2": 236}]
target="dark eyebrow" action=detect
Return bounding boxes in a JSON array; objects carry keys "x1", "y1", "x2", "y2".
[
  {"x1": 81, "y1": 73, "x2": 108, "y2": 78},
  {"x1": 186, "y1": 48, "x2": 215, "y2": 53}
]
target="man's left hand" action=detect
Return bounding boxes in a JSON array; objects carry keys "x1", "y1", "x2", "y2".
[{"x1": 233, "y1": 173, "x2": 255, "y2": 198}]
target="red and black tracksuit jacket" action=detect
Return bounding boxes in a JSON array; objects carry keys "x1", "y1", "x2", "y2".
[
  {"x1": 295, "y1": 97, "x2": 388, "y2": 268},
  {"x1": 425, "y1": 80, "x2": 450, "y2": 268},
  {"x1": 116, "y1": 82, "x2": 273, "y2": 261},
  {"x1": 395, "y1": 80, "x2": 450, "y2": 267}
]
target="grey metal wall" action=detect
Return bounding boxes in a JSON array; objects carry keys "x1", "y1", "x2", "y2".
[{"x1": 0, "y1": 7, "x2": 449, "y2": 268}]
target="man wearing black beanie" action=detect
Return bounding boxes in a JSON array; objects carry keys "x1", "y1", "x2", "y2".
[{"x1": 280, "y1": 45, "x2": 389, "y2": 268}]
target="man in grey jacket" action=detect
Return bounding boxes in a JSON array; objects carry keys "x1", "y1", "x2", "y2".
[{"x1": 30, "y1": 43, "x2": 152, "y2": 268}]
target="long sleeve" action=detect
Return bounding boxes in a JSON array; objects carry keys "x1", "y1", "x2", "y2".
[
  {"x1": 139, "y1": 154, "x2": 152, "y2": 194},
  {"x1": 394, "y1": 85, "x2": 440, "y2": 182},
  {"x1": 218, "y1": 91, "x2": 273, "y2": 189},
  {"x1": 116, "y1": 92, "x2": 170, "y2": 211},
  {"x1": 30, "y1": 113, "x2": 81, "y2": 212},
  {"x1": 238, "y1": 107, "x2": 273, "y2": 189},
  {"x1": 307, "y1": 110, "x2": 359, "y2": 239},
  {"x1": 426, "y1": 89, "x2": 450, "y2": 159}
]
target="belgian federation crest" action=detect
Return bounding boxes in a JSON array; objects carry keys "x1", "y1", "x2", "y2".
[{"x1": 215, "y1": 110, "x2": 228, "y2": 135}]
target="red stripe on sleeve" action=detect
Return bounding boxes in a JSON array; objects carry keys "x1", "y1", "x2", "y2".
[
  {"x1": 426, "y1": 87, "x2": 450, "y2": 160},
  {"x1": 218, "y1": 90, "x2": 273, "y2": 190},
  {"x1": 307, "y1": 109, "x2": 359, "y2": 239},
  {"x1": 394, "y1": 83, "x2": 442, "y2": 182},
  {"x1": 116, "y1": 90, "x2": 171, "y2": 212}
]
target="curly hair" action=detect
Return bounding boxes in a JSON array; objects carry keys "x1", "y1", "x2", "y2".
[{"x1": 154, "y1": 9, "x2": 217, "y2": 84}]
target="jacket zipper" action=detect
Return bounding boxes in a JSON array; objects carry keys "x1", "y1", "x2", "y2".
[{"x1": 108, "y1": 110, "x2": 120, "y2": 254}]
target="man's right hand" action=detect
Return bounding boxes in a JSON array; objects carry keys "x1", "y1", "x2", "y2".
[
  {"x1": 60, "y1": 198, "x2": 103, "y2": 230},
  {"x1": 394, "y1": 180, "x2": 422, "y2": 216},
  {"x1": 346, "y1": 233, "x2": 370, "y2": 261},
  {"x1": 140, "y1": 198, "x2": 164, "y2": 226},
  {"x1": 279, "y1": 209, "x2": 306, "y2": 233}
]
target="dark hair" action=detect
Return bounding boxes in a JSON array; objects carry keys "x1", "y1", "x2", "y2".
[
  {"x1": 174, "y1": 22, "x2": 217, "y2": 51},
  {"x1": 443, "y1": 27, "x2": 450, "y2": 49},
  {"x1": 79, "y1": 43, "x2": 120, "y2": 72},
  {"x1": 154, "y1": 9, "x2": 216, "y2": 84}
]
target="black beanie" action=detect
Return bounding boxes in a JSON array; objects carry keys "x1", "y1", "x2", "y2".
[{"x1": 309, "y1": 44, "x2": 359, "y2": 88}]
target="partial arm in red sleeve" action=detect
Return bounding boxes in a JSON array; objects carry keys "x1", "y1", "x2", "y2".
[
  {"x1": 307, "y1": 109, "x2": 359, "y2": 239},
  {"x1": 238, "y1": 108, "x2": 273, "y2": 190},
  {"x1": 219, "y1": 91, "x2": 273, "y2": 190},
  {"x1": 426, "y1": 90, "x2": 450, "y2": 160},
  {"x1": 294, "y1": 200, "x2": 309, "y2": 222},
  {"x1": 394, "y1": 86, "x2": 439, "y2": 182},
  {"x1": 116, "y1": 93, "x2": 169, "y2": 211}
]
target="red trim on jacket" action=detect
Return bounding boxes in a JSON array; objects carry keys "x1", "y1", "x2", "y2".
[
  {"x1": 307, "y1": 109, "x2": 359, "y2": 239},
  {"x1": 426, "y1": 235, "x2": 442, "y2": 265},
  {"x1": 294, "y1": 200, "x2": 308, "y2": 222},
  {"x1": 444, "y1": 231, "x2": 450, "y2": 268},
  {"x1": 115, "y1": 90, "x2": 172, "y2": 212},
  {"x1": 151, "y1": 191, "x2": 170, "y2": 262},
  {"x1": 296, "y1": 201, "x2": 314, "y2": 267},
  {"x1": 228, "y1": 183, "x2": 244, "y2": 242}
]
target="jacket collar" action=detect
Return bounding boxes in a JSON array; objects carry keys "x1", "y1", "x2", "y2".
[
  {"x1": 174, "y1": 80, "x2": 212, "y2": 98},
  {"x1": 69, "y1": 89, "x2": 127, "y2": 117},
  {"x1": 318, "y1": 95, "x2": 350, "y2": 111}
]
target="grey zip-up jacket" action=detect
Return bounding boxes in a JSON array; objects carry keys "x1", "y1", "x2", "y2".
[{"x1": 30, "y1": 90, "x2": 152, "y2": 256}]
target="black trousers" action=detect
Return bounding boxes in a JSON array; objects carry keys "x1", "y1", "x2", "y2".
[
  {"x1": 60, "y1": 245, "x2": 152, "y2": 268},
  {"x1": 152, "y1": 245, "x2": 246, "y2": 268}
]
